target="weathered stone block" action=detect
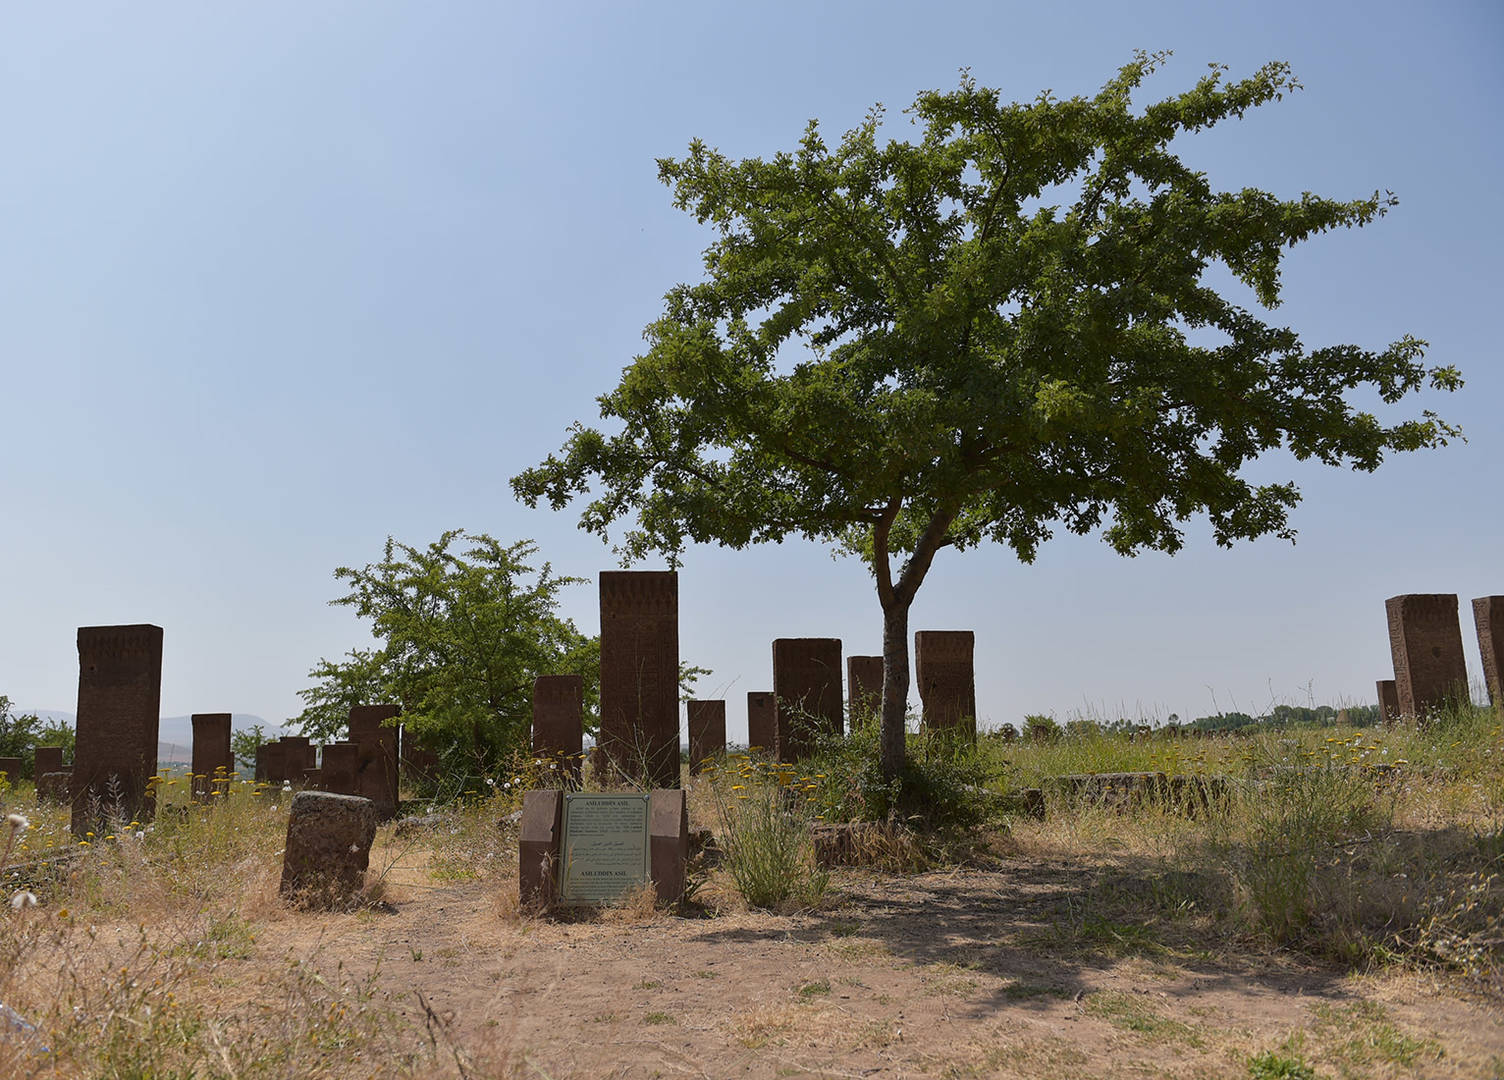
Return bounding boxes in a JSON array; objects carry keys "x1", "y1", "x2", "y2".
[
  {"x1": 36, "y1": 771, "x2": 72, "y2": 803},
  {"x1": 649, "y1": 788, "x2": 689, "y2": 905},
  {"x1": 746, "y1": 692, "x2": 776, "y2": 756},
  {"x1": 772, "y1": 638, "x2": 843, "y2": 762},
  {"x1": 598, "y1": 571, "x2": 680, "y2": 788},
  {"x1": 1474, "y1": 597, "x2": 1504, "y2": 712},
  {"x1": 533, "y1": 675, "x2": 584, "y2": 782},
  {"x1": 320, "y1": 742, "x2": 359, "y2": 796},
  {"x1": 190, "y1": 713, "x2": 233, "y2": 802},
  {"x1": 686, "y1": 700, "x2": 726, "y2": 774},
  {"x1": 1386, "y1": 594, "x2": 1469, "y2": 721},
  {"x1": 33, "y1": 747, "x2": 65, "y2": 778},
  {"x1": 915, "y1": 631, "x2": 977, "y2": 740},
  {"x1": 518, "y1": 788, "x2": 563, "y2": 909},
  {"x1": 1376, "y1": 680, "x2": 1400, "y2": 726},
  {"x1": 278, "y1": 791, "x2": 378, "y2": 909},
  {"x1": 72, "y1": 624, "x2": 163, "y2": 834},
  {"x1": 846, "y1": 656, "x2": 884, "y2": 729}
]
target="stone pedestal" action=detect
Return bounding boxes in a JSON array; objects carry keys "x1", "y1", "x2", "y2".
[
  {"x1": 772, "y1": 638, "x2": 843, "y2": 762},
  {"x1": 1386, "y1": 594, "x2": 1468, "y2": 722},
  {"x1": 599, "y1": 571, "x2": 680, "y2": 788},
  {"x1": 190, "y1": 713, "x2": 233, "y2": 802},
  {"x1": 279, "y1": 791, "x2": 378, "y2": 909},
  {"x1": 687, "y1": 700, "x2": 726, "y2": 774},
  {"x1": 533, "y1": 675, "x2": 584, "y2": 783},
  {"x1": 846, "y1": 655, "x2": 884, "y2": 729},
  {"x1": 915, "y1": 631, "x2": 977, "y2": 740},
  {"x1": 72, "y1": 624, "x2": 163, "y2": 834}
]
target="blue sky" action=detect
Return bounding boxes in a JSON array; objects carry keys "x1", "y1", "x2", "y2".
[{"x1": 4, "y1": 2, "x2": 1500, "y2": 741}]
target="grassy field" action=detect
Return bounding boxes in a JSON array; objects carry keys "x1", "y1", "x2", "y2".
[{"x1": 0, "y1": 703, "x2": 1499, "y2": 1078}]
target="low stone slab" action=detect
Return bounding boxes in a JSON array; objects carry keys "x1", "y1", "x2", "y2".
[
  {"x1": 36, "y1": 771, "x2": 72, "y2": 804},
  {"x1": 1049, "y1": 772, "x2": 1230, "y2": 815},
  {"x1": 279, "y1": 791, "x2": 378, "y2": 909}
]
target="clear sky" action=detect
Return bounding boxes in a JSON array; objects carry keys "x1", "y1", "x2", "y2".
[{"x1": 4, "y1": 1, "x2": 1500, "y2": 742}]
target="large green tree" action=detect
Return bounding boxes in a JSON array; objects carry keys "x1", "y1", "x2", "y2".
[
  {"x1": 294, "y1": 531, "x2": 599, "y2": 772},
  {"x1": 512, "y1": 54, "x2": 1461, "y2": 780}
]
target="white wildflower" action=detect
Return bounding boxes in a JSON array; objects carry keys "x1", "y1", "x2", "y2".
[
  {"x1": 10, "y1": 891, "x2": 37, "y2": 910},
  {"x1": 5, "y1": 813, "x2": 29, "y2": 833}
]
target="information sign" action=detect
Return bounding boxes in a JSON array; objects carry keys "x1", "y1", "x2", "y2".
[{"x1": 558, "y1": 792, "x2": 651, "y2": 903}]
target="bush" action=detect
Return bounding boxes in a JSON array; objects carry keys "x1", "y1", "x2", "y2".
[{"x1": 708, "y1": 761, "x2": 828, "y2": 909}]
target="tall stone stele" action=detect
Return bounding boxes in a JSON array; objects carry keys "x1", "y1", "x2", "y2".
[
  {"x1": 598, "y1": 571, "x2": 681, "y2": 788},
  {"x1": 772, "y1": 638, "x2": 843, "y2": 762},
  {"x1": 348, "y1": 704, "x2": 400, "y2": 819},
  {"x1": 914, "y1": 631, "x2": 977, "y2": 741},
  {"x1": 190, "y1": 713, "x2": 233, "y2": 802},
  {"x1": 687, "y1": 699, "x2": 726, "y2": 774},
  {"x1": 746, "y1": 691, "x2": 776, "y2": 757},
  {"x1": 846, "y1": 656, "x2": 884, "y2": 730},
  {"x1": 533, "y1": 674, "x2": 585, "y2": 783},
  {"x1": 1473, "y1": 596, "x2": 1504, "y2": 714},
  {"x1": 1385, "y1": 594, "x2": 1469, "y2": 722},
  {"x1": 72, "y1": 624, "x2": 164, "y2": 835}
]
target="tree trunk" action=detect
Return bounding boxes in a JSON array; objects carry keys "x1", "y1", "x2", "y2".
[{"x1": 879, "y1": 595, "x2": 911, "y2": 781}]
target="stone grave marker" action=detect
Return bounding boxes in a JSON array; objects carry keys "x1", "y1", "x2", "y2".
[
  {"x1": 278, "y1": 791, "x2": 378, "y2": 909},
  {"x1": 746, "y1": 692, "x2": 776, "y2": 756},
  {"x1": 348, "y1": 705, "x2": 400, "y2": 819},
  {"x1": 846, "y1": 655, "x2": 884, "y2": 729},
  {"x1": 1474, "y1": 596, "x2": 1504, "y2": 712},
  {"x1": 1386, "y1": 594, "x2": 1468, "y2": 721},
  {"x1": 72, "y1": 624, "x2": 163, "y2": 834},
  {"x1": 190, "y1": 713, "x2": 233, "y2": 802},
  {"x1": 1377, "y1": 680, "x2": 1400, "y2": 726},
  {"x1": 0, "y1": 757, "x2": 20, "y2": 783},
  {"x1": 687, "y1": 699, "x2": 725, "y2": 774},
  {"x1": 33, "y1": 747, "x2": 64, "y2": 777},
  {"x1": 533, "y1": 674, "x2": 584, "y2": 783},
  {"x1": 772, "y1": 638, "x2": 843, "y2": 761},
  {"x1": 598, "y1": 571, "x2": 680, "y2": 788},
  {"x1": 915, "y1": 631, "x2": 977, "y2": 740},
  {"x1": 320, "y1": 742, "x2": 359, "y2": 795}
]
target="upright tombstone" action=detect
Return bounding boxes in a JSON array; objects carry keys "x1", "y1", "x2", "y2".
[
  {"x1": 34, "y1": 746, "x2": 65, "y2": 779},
  {"x1": 1385, "y1": 594, "x2": 1469, "y2": 721},
  {"x1": 598, "y1": 571, "x2": 681, "y2": 788},
  {"x1": 72, "y1": 624, "x2": 163, "y2": 834},
  {"x1": 1376, "y1": 680, "x2": 1400, "y2": 727},
  {"x1": 348, "y1": 705, "x2": 400, "y2": 819},
  {"x1": 686, "y1": 700, "x2": 726, "y2": 774},
  {"x1": 746, "y1": 691, "x2": 776, "y2": 756},
  {"x1": 320, "y1": 742, "x2": 360, "y2": 796},
  {"x1": 0, "y1": 757, "x2": 20, "y2": 782},
  {"x1": 846, "y1": 655, "x2": 884, "y2": 729},
  {"x1": 772, "y1": 638, "x2": 843, "y2": 762},
  {"x1": 533, "y1": 675, "x2": 585, "y2": 782},
  {"x1": 914, "y1": 631, "x2": 977, "y2": 740},
  {"x1": 280, "y1": 736, "x2": 316, "y2": 777},
  {"x1": 279, "y1": 791, "x2": 378, "y2": 909},
  {"x1": 1473, "y1": 597, "x2": 1504, "y2": 712},
  {"x1": 190, "y1": 713, "x2": 233, "y2": 802}
]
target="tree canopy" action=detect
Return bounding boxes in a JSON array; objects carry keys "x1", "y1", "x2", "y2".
[
  {"x1": 512, "y1": 53, "x2": 1461, "y2": 778},
  {"x1": 293, "y1": 531, "x2": 599, "y2": 774}
]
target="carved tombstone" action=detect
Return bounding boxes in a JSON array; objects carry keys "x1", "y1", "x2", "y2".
[
  {"x1": 34, "y1": 747, "x2": 68, "y2": 801},
  {"x1": 1386, "y1": 595, "x2": 1469, "y2": 722},
  {"x1": 347, "y1": 705, "x2": 400, "y2": 819},
  {"x1": 190, "y1": 713, "x2": 233, "y2": 802},
  {"x1": 687, "y1": 700, "x2": 726, "y2": 774},
  {"x1": 846, "y1": 655, "x2": 884, "y2": 729},
  {"x1": 746, "y1": 692, "x2": 776, "y2": 756},
  {"x1": 0, "y1": 757, "x2": 20, "y2": 782},
  {"x1": 1376, "y1": 680, "x2": 1400, "y2": 726},
  {"x1": 598, "y1": 571, "x2": 681, "y2": 788},
  {"x1": 320, "y1": 742, "x2": 360, "y2": 796},
  {"x1": 33, "y1": 746, "x2": 65, "y2": 778},
  {"x1": 914, "y1": 631, "x2": 977, "y2": 740},
  {"x1": 1473, "y1": 597, "x2": 1504, "y2": 712},
  {"x1": 772, "y1": 638, "x2": 843, "y2": 762},
  {"x1": 72, "y1": 624, "x2": 163, "y2": 834},
  {"x1": 532, "y1": 675, "x2": 584, "y2": 783},
  {"x1": 279, "y1": 791, "x2": 378, "y2": 909}
]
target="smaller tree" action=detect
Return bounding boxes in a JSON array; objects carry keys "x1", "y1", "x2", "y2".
[
  {"x1": 0, "y1": 696, "x2": 42, "y2": 777},
  {"x1": 294, "y1": 531, "x2": 599, "y2": 773},
  {"x1": 230, "y1": 723, "x2": 268, "y2": 770}
]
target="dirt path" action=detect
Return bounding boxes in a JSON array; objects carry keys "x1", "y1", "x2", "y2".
[{"x1": 254, "y1": 860, "x2": 1504, "y2": 1079}]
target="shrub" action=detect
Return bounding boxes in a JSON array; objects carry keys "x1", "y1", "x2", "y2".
[{"x1": 709, "y1": 763, "x2": 828, "y2": 909}]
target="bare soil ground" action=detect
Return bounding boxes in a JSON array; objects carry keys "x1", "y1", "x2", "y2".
[{"x1": 247, "y1": 850, "x2": 1504, "y2": 1080}]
